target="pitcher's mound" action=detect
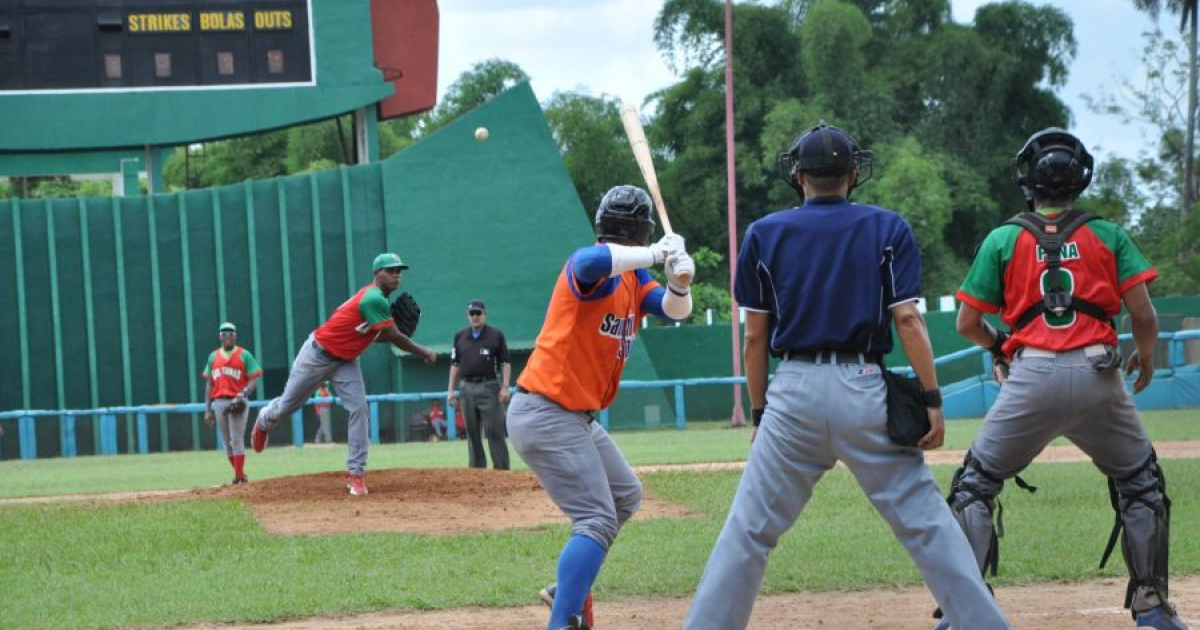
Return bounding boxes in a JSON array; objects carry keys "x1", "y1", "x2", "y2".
[{"x1": 194, "y1": 468, "x2": 694, "y2": 536}]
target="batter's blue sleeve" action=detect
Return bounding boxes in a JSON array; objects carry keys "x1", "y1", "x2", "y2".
[
  {"x1": 639, "y1": 286, "x2": 674, "y2": 321},
  {"x1": 733, "y1": 226, "x2": 771, "y2": 311},
  {"x1": 570, "y1": 245, "x2": 613, "y2": 285},
  {"x1": 886, "y1": 218, "x2": 923, "y2": 306}
]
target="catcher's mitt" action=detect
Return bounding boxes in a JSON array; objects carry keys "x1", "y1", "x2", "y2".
[
  {"x1": 391, "y1": 291, "x2": 422, "y2": 337},
  {"x1": 228, "y1": 394, "x2": 248, "y2": 414}
]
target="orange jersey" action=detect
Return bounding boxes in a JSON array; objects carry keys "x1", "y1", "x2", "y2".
[{"x1": 518, "y1": 261, "x2": 661, "y2": 411}]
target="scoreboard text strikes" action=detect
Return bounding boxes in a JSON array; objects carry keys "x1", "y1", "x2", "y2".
[
  {"x1": 0, "y1": 1, "x2": 313, "y2": 91},
  {"x1": 127, "y1": 10, "x2": 295, "y2": 33}
]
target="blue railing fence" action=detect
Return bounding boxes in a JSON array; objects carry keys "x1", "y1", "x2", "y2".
[{"x1": 2, "y1": 332, "x2": 1198, "y2": 461}]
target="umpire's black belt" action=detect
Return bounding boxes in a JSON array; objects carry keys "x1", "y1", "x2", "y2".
[
  {"x1": 780, "y1": 349, "x2": 882, "y2": 365},
  {"x1": 461, "y1": 375, "x2": 496, "y2": 383}
]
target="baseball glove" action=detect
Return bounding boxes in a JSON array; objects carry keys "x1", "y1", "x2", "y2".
[
  {"x1": 391, "y1": 291, "x2": 422, "y2": 337},
  {"x1": 228, "y1": 394, "x2": 248, "y2": 414}
]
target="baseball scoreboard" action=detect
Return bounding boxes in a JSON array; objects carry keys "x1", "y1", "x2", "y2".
[{"x1": 0, "y1": 0, "x2": 313, "y2": 91}]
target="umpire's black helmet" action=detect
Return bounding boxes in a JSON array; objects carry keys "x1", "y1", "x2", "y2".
[
  {"x1": 778, "y1": 121, "x2": 873, "y2": 194},
  {"x1": 1012, "y1": 128, "x2": 1093, "y2": 204},
  {"x1": 595, "y1": 185, "x2": 656, "y2": 245}
]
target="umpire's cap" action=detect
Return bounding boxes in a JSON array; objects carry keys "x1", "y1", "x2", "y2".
[
  {"x1": 778, "y1": 121, "x2": 873, "y2": 193},
  {"x1": 372, "y1": 252, "x2": 409, "y2": 272}
]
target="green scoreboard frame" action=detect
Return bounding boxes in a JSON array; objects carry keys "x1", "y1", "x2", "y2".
[{"x1": 0, "y1": 0, "x2": 314, "y2": 91}]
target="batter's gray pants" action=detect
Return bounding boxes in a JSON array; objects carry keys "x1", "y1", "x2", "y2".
[
  {"x1": 507, "y1": 391, "x2": 642, "y2": 550},
  {"x1": 955, "y1": 346, "x2": 1162, "y2": 611},
  {"x1": 256, "y1": 334, "x2": 371, "y2": 475},
  {"x1": 212, "y1": 397, "x2": 248, "y2": 457},
  {"x1": 685, "y1": 359, "x2": 1012, "y2": 630},
  {"x1": 461, "y1": 379, "x2": 509, "y2": 469}
]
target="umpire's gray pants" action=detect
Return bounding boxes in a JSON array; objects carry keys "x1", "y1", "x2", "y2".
[
  {"x1": 212, "y1": 397, "x2": 248, "y2": 457},
  {"x1": 256, "y1": 334, "x2": 371, "y2": 475},
  {"x1": 461, "y1": 379, "x2": 510, "y2": 469},
  {"x1": 507, "y1": 392, "x2": 642, "y2": 550},
  {"x1": 685, "y1": 359, "x2": 1011, "y2": 630}
]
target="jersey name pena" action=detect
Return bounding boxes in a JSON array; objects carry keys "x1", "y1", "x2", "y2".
[
  {"x1": 519, "y1": 264, "x2": 659, "y2": 411},
  {"x1": 313, "y1": 283, "x2": 393, "y2": 360}
]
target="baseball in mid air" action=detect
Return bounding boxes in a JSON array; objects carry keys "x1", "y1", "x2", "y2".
[{"x1": 474, "y1": 126, "x2": 489, "y2": 141}]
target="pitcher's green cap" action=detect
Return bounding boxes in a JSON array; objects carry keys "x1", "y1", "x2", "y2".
[
  {"x1": 219, "y1": 322, "x2": 237, "y2": 333},
  {"x1": 373, "y1": 252, "x2": 408, "y2": 271}
]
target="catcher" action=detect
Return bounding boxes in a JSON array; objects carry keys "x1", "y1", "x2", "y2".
[
  {"x1": 202, "y1": 322, "x2": 262, "y2": 484},
  {"x1": 251, "y1": 252, "x2": 436, "y2": 496}
]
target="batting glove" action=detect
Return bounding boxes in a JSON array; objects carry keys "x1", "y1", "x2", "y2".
[
  {"x1": 665, "y1": 250, "x2": 695, "y2": 291},
  {"x1": 649, "y1": 234, "x2": 685, "y2": 264}
]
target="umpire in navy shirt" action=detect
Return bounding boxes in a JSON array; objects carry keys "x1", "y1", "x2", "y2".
[
  {"x1": 684, "y1": 123, "x2": 1012, "y2": 630},
  {"x1": 447, "y1": 300, "x2": 512, "y2": 470}
]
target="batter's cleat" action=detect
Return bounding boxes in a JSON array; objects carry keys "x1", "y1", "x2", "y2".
[
  {"x1": 539, "y1": 583, "x2": 594, "y2": 628},
  {"x1": 250, "y1": 424, "x2": 270, "y2": 452},
  {"x1": 553, "y1": 615, "x2": 590, "y2": 630},
  {"x1": 1137, "y1": 605, "x2": 1191, "y2": 629},
  {"x1": 346, "y1": 473, "x2": 368, "y2": 496},
  {"x1": 930, "y1": 620, "x2": 951, "y2": 630}
]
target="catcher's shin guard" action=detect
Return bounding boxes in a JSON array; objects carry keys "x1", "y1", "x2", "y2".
[
  {"x1": 946, "y1": 450, "x2": 1037, "y2": 577},
  {"x1": 1099, "y1": 450, "x2": 1172, "y2": 616}
]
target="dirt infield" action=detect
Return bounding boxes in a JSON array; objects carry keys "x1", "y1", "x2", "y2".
[
  {"x1": 181, "y1": 575, "x2": 1200, "y2": 629},
  {"x1": 185, "y1": 467, "x2": 695, "y2": 535}
]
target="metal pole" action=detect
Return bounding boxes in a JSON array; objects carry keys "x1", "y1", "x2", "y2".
[
  {"x1": 1186, "y1": 7, "x2": 1198, "y2": 227},
  {"x1": 724, "y1": 0, "x2": 746, "y2": 428}
]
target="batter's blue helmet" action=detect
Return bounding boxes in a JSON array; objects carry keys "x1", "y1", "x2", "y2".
[{"x1": 595, "y1": 185, "x2": 656, "y2": 246}]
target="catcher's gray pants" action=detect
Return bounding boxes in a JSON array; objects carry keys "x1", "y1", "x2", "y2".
[
  {"x1": 953, "y1": 345, "x2": 1166, "y2": 612},
  {"x1": 461, "y1": 379, "x2": 509, "y2": 469},
  {"x1": 685, "y1": 359, "x2": 1012, "y2": 630},
  {"x1": 212, "y1": 397, "x2": 248, "y2": 457},
  {"x1": 507, "y1": 391, "x2": 641, "y2": 550},
  {"x1": 314, "y1": 407, "x2": 333, "y2": 443},
  {"x1": 256, "y1": 334, "x2": 371, "y2": 475}
]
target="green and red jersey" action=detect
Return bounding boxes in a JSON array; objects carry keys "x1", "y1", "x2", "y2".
[
  {"x1": 957, "y1": 209, "x2": 1157, "y2": 355},
  {"x1": 313, "y1": 283, "x2": 393, "y2": 360},
  {"x1": 202, "y1": 346, "x2": 262, "y2": 399}
]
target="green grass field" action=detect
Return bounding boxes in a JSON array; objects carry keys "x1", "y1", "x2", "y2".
[{"x1": 0, "y1": 410, "x2": 1197, "y2": 629}]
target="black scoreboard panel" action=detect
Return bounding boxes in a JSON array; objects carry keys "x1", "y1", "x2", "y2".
[{"x1": 0, "y1": 0, "x2": 312, "y2": 90}]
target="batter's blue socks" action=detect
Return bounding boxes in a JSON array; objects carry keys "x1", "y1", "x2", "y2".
[{"x1": 547, "y1": 534, "x2": 606, "y2": 629}]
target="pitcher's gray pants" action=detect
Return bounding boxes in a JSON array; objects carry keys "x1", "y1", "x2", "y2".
[
  {"x1": 508, "y1": 391, "x2": 641, "y2": 550},
  {"x1": 256, "y1": 334, "x2": 371, "y2": 475},
  {"x1": 212, "y1": 397, "x2": 248, "y2": 456},
  {"x1": 462, "y1": 379, "x2": 510, "y2": 469},
  {"x1": 685, "y1": 359, "x2": 1012, "y2": 630}
]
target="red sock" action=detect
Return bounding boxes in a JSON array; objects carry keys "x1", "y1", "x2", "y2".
[
  {"x1": 232, "y1": 454, "x2": 245, "y2": 478},
  {"x1": 228, "y1": 455, "x2": 236, "y2": 472}
]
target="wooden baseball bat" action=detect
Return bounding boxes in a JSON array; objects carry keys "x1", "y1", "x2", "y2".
[{"x1": 619, "y1": 102, "x2": 691, "y2": 283}]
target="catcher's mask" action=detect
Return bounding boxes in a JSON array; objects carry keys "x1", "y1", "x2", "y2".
[
  {"x1": 777, "y1": 121, "x2": 873, "y2": 195},
  {"x1": 595, "y1": 185, "x2": 656, "y2": 246},
  {"x1": 1012, "y1": 127, "x2": 1093, "y2": 206}
]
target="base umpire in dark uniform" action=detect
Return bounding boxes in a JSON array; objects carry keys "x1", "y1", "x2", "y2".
[{"x1": 448, "y1": 299, "x2": 512, "y2": 469}]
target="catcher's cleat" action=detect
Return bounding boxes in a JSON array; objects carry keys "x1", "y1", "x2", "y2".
[
  {"x1": 346, "y1": 473, "x2": 369, "y2": 496},
  {"x1": 1137, "y1": 605, "x2": 1191, "y2": 630},
  {"x1": 540, "y1": 583, "x2": 594, "y2": 628},
  {"x1": 251, "y1": 424, "x2": 270, "y2": 453}
]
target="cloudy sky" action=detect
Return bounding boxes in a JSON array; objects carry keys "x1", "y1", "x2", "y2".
[{"x1": 436, "y1": 0, "x2": 1165, "y2": 165}]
